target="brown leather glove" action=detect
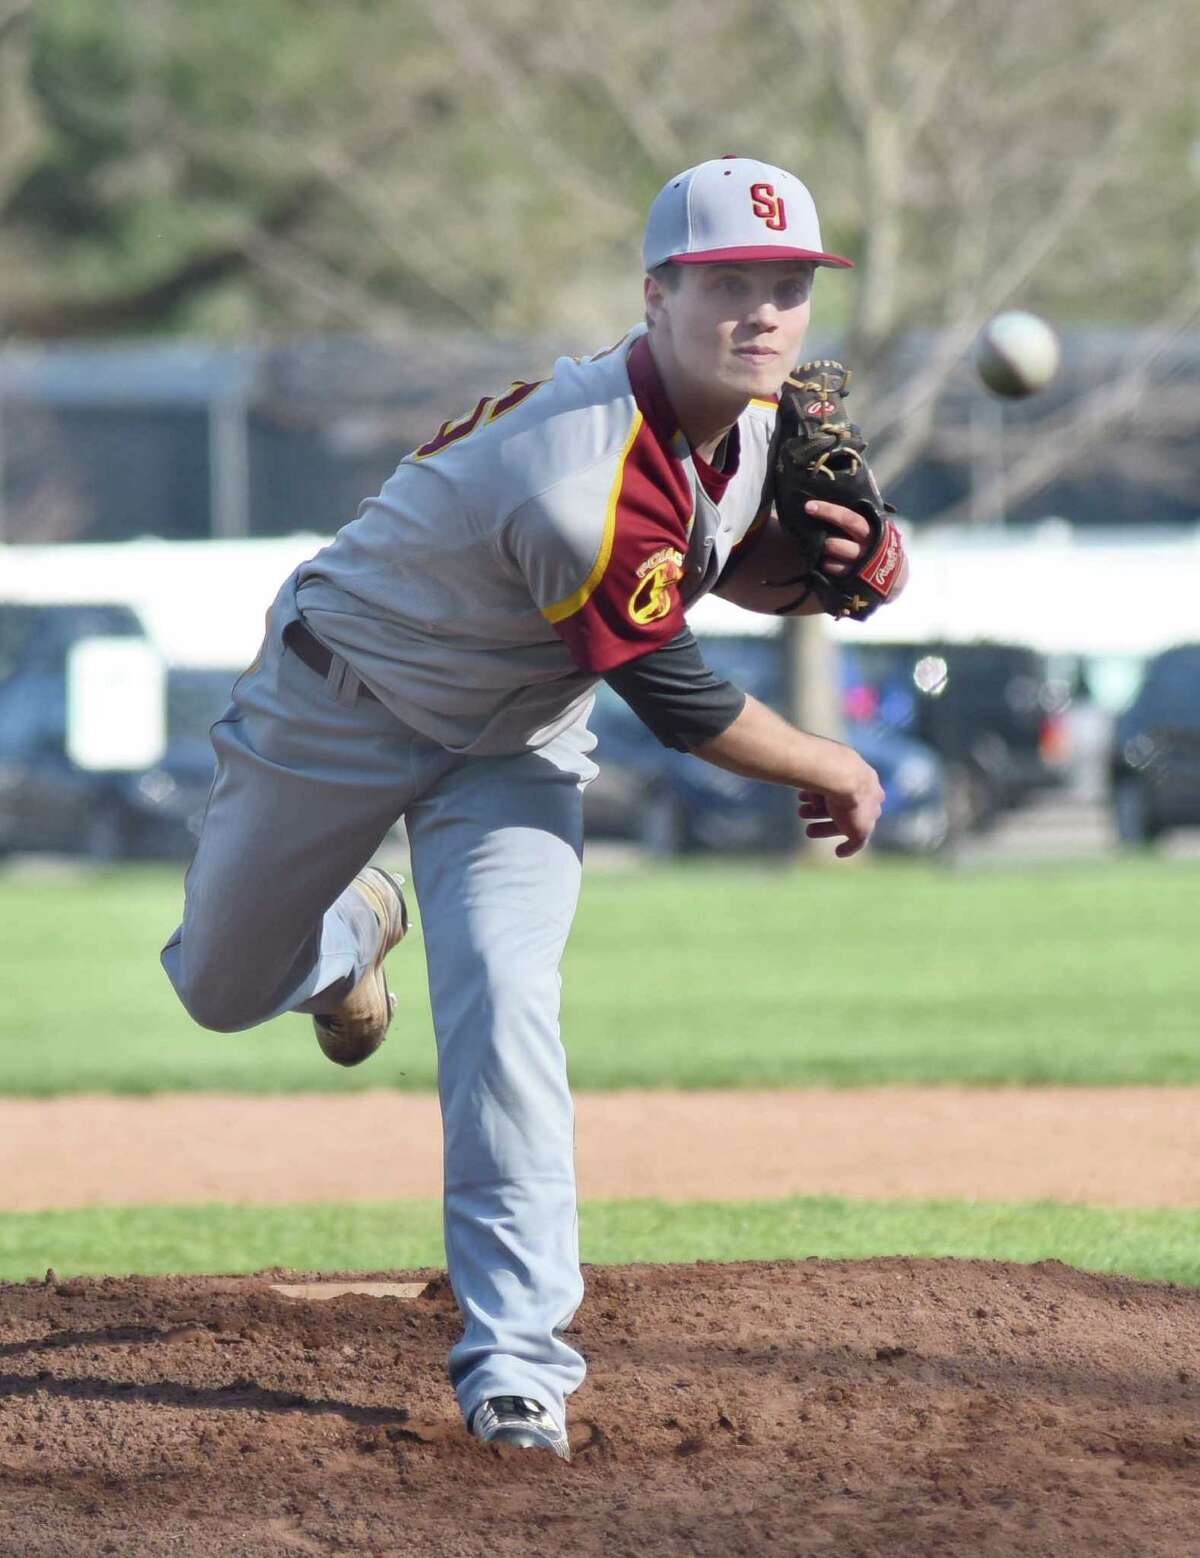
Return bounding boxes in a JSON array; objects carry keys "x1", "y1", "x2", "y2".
[{"x1": 766, "y1": 359, "x2": 905, "y2": 620}]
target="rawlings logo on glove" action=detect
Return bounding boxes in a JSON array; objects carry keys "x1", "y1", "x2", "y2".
[{"x1": 765, "y1": 360, "x2": 904, "y2": 621}]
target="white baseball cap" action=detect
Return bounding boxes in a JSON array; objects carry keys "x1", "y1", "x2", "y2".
[{"x1": 643, "y1": 156, "x2": 853, "y2": 271}]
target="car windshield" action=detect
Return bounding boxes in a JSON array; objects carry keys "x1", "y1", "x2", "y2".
[
  {"x1": 0, "y1": 604, "x2": 145, "y2": 679},
  {"x1": 1147, "y1": 646, "x2": 1200, "y2": 698},
  {"x1": 700, "y1": 637, "x2": 783, "y2": 704},
  {"x1": 0, "y1": 609, "x2": 39, "y2": 680},
  {"x1": 849, "y1": 645, "x2": 911, "y2": 683}
]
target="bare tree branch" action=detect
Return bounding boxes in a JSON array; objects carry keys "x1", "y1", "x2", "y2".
[
  {"x1": 0, "y1": 0, "x2": 43, "y2": 210},
  {"x1": 414, "y1": 0, "x2": 632, "y2": 228},
  {"x1": 926, "y1": 287, "x2": 1200, "y2": 527},
  {"x1": 298, "y1": 141, "x2": 500, "y2": 334},
  {"x1": 869, "y1": 90, "x2": 1148, "y2": 487},
  {"x1": 553, "y1": 0, "x2": 686, "y2": 170},
  {"x1": 237, "y1": 228, "x2": 415, "y2": 337}
]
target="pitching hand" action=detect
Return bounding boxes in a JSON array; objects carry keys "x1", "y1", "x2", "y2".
[{"x1": 798, "y1": 749, "x2": 885, "y2": 858}]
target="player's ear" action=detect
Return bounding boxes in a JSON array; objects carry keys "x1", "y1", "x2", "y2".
[{"x1": 644, "y1": 272, "x2": 666, "y2": 330}]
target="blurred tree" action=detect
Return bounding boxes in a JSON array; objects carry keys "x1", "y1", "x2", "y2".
[
  {"x1": 783, "y1": 0, "x2": 1200, "y2": 502},
  {"x1": 1, "y1": 0, "x2": 1196, "y2": 517},
  {"x1": 0, "y1": 1, "x2": 42, "y2": 207},
  {"x1": 2, "y1": 0, "x2": 464, "y2": 336}
]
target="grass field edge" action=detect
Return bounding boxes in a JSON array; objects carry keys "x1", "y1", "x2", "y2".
[{"x1": 3, "y1": 1193, "x2": 1199, "y2": 1288}]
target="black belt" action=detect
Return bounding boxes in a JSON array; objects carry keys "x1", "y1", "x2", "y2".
[{"x1": 284, "y1": 619, "x2": 380, "y2": 702}]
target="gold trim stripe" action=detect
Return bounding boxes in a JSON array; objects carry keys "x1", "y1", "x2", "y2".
[{"x1": 542, "y1": 411, "x2": 644, "y2": 624}]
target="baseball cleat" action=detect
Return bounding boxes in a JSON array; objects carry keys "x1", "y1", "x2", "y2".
[
  {"x1": 470, "y1": 1397, "x2": 571, "y2": 1461},
  {"x1": 313, "y1": 866, "x2": 409, "y2": 1067}
]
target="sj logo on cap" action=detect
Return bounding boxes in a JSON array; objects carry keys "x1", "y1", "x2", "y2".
[
  {"x1": 629, "y1": 548, "x2": 684, "y2": 625},
  {"x1": 750, "y1": 182, "x2": 787, "y2": 232}
]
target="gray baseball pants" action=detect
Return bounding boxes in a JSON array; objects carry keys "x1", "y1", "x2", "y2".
[{"x1": 161, "y1": 577, "x2": 597, "y2": 1432}]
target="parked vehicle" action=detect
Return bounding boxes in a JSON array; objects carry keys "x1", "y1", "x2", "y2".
[
  {"x1": 1109, "y1": 643, "x2": 1200, "y2": 845},
  {"x1": 842, "y1": 640, "x2": 1072, "y2": 833},
  {"x1": 0, "y1": 601, "x2": 146, "y2": 679},
  {"x1": 0, "y1": 602, "x2": 231, "y2": 860},
  {"x1": 584, "y1": 634, "x2": 951, "y2": 856}
]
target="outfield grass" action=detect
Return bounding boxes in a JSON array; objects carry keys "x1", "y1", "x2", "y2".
[
  {"x1": 3, "y1": 1196, "x2": 1199, "y2": 1287},
  {"x1": 1, "y1": 856, "x2": 1197, "y2": 1094}
]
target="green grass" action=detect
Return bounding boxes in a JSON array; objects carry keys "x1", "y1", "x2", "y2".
[
  {"x1": 3, "y1": 1196, "x2": 1199, "y2": 1286},
  {"x1": 1, "y1": 856, "x2": 1198, "y2": 1094}
]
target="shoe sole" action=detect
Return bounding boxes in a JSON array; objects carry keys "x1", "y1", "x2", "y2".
[
  {"x1": 315, "y1": 867, "x2": 409, "y2": 1067},
  {"x1": 355, "y1": 866, "x2": 408, "y2": 1032}
]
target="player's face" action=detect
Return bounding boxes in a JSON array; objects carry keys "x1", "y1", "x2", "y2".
[{"x1": 647, "y1": 262, "x2": 814, "y2": 403}]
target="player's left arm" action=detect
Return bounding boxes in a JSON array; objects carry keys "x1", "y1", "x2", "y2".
[{"x1": 715, "y1": 503, "x2": 909, "y2": 616}]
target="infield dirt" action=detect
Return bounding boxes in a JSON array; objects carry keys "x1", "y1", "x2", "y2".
[
  {"x1": 3, "y1": 1258, "x2": 1199, "y2": 1556},
  {"x1": 5, "y1": 1087, "x2": 1200, "y2": 1209}
]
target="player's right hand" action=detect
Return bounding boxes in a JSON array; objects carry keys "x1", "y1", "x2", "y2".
[{"x1": 797, "y1": 751, "x2": 884, "y2": 857}]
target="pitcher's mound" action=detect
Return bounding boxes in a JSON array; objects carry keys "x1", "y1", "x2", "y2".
[{"x1": 2, "y1": 1258, "x2": 1198, "y2": 1556}]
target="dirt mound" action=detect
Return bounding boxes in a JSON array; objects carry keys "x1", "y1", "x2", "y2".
[{"x1": 2, "y1": 1259, "x2": 1198, "y2": 1556}]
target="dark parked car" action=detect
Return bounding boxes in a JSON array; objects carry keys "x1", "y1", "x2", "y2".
[
  {"x1": 584, "y1": 634, "x2": 951, "y2": 855},
  {"x1": 1110, "y1": 643, "x2": 1200, "y2": 845},
  {"x1": 842, "y1": 640, "x2": 1072, "y2": 832},
  {"x1": 0, "y1": 602, "x2": 231, "y2": 860},
  {"x1": 0, "y1": 600, "x2": 146, "y2": 678}
]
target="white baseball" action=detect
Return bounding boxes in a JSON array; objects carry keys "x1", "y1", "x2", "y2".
[{"x1": 975, "y1": 311, "x2": 1061, "y2": 398}]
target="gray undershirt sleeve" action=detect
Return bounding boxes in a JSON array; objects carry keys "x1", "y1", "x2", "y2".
[{"x1": 601, "y1": 627, "x2": 747, "y2": 752}]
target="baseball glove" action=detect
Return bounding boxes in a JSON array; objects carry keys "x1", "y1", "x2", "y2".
[{"x1": 765, "y1": 360, "x2": 905, "y2": 620}]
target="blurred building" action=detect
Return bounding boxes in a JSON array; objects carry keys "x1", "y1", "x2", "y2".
[
  {"x1": 0, "y1": 335, "x2": 563, "y2": 545},
  {"x1": 1, "y1": 330, "x2": 1197, "y2": 545}
]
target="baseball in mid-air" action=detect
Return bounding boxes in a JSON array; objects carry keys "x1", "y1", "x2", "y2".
[{"x1": 975, "y1": 311, "x2": 1061, "y2": 398}]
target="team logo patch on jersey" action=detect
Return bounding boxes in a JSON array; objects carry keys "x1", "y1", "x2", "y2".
[{"x1": 628, "y1": 548, "x2": 685, "y2": 626}]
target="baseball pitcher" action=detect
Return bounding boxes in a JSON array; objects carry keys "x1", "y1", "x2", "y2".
[{"x1": 162, "y1": 156, "x2": 907, "y2": 1459}]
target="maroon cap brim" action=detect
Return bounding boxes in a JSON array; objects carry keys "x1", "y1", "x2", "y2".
[{"x1": 669, "y1": 245, "x2": 854, "y2": 269}]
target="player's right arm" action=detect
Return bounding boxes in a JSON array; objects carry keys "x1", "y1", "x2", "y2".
[
  {"x1": 509, "y1": 477, "x2": 883, "y2": 855},
  {"x1": 689, "y1": 692, "x2": 884, "y2": 857},
  {"x1": 602, "y1": 641, "x2": 883, "y2": 856}
]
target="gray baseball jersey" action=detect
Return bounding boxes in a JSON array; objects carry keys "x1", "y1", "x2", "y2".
[{"x1": 295, "y1": 325, "x2": 776, "y2": 754}]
